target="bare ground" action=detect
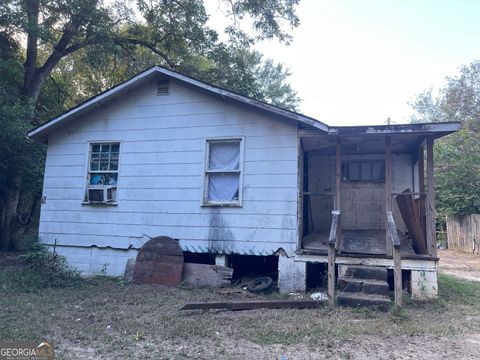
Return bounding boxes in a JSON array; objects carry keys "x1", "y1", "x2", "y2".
[
  {"x1": 438, "y1": 249, "x2": 480, "y2": 282},
  {"x1": 2, "y1": 253, "x2": 480, "y2": 359}
]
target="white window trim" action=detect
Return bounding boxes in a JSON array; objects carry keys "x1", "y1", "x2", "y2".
[
  {"x1": 202, "y1": 137, "x2": 244, "y2": 207},
  {"x1": 82, "y1": 140, "x2": 122, "y2": 206}
]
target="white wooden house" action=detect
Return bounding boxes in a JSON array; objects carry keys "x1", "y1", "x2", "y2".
[{"x1": 28, "y1": 66, "x2": 460, "y2": 302}]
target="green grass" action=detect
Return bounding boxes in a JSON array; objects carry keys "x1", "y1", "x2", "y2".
[
  {"x1": 438, "y1": 273, "x2": 480, "y2": 305},
  {"x1": 1, "y1": 264, "x2": 480, "y2": 359}
]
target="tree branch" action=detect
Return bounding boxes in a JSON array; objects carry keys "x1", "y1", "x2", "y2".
[{"x1": 112, "y1": 37, "x2": 176, "y2": 68}]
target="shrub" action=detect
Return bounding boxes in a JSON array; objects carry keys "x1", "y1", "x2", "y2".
[{"x1": 14, "y1": 240, "x2": 84, "y2": 290}]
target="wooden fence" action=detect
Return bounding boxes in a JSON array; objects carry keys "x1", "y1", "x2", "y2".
[{"x1": 446, "y1": 214, "x2": 480, "y2": 253}]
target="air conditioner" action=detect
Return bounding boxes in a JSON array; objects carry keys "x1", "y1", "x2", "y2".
[{"x1": 88, "y1": 186, "x2": 115, "y2": 203}]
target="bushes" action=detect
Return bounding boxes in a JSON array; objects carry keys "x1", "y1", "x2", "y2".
[{"x1": 0, "y1": 239, "x2": 84, "y2": 292}]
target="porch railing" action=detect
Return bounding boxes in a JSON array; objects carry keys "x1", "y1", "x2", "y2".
[
  {"x1": 327, "y1": 210, "x2": 340, "y2": 307},
  {"x1": 387, "y1": 210, "x2": 403, "y2": 310}
]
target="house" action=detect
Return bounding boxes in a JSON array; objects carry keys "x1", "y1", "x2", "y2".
[{"x1": 28, "y1": 66, "x2": 460, "y2": 302}]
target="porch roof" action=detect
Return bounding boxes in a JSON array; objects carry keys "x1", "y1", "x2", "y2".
[
  {"x1": 302, "y1": 122, "x2": 461, "y2": 154},
  {"x1": 329, "y1": 122, "x2": 460, "y2": 137}
]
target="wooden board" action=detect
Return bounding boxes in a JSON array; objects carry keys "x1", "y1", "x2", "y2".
[
  {"x1": 446, "y1": 214, "x2": 480, "y2": 253},
  {"x1": 396, "y1": 189, "x2": 427, "y2": 254},
  {"x1": 182, "y1": 263, "x2": 233, "y2": 287},
  {"x1": 180, "y1": 300, "x2": 324, "y2": 311},
  {"x1": 133, "y1": 236, "x2": 184, "y2": 286}
]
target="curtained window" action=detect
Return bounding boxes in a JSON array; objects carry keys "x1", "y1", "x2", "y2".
[{"x1": 204, "y1": 139, "x2": 243, "y2": 205}]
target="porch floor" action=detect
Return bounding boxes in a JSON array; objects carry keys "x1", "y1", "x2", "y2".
[{"x1": 302, "y1": 229, "x2": 416, "y2": 256}]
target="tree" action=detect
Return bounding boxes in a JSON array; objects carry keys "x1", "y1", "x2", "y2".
[
  {"x1": 410, "y1": 60, "x2": 480, "y2": 217},
  {"x1": 0, "y1": 0, "x2": 301, "y2": 250},
  {"x1": 0, "y1": 33, "x2": 45, "y2": 249}
]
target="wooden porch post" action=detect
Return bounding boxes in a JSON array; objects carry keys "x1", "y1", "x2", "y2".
[
  {"x1": 327, "y1": 137, "x2": 341, "y2": 307},
  {"x1": 385, "y1": 136, "x2": 392, "y2": 256},
  {"x1": 418, "y1": 145, "x2": 425, "y2": 193},
  {"x1": 426, "y1": 136, "x2": 437, "y2": 257},
  {"x1": 297, "y1": 136, "x2": 304, "y2": 251},
  {"x1": 335, "y1": 137, "x2": 342, "y2": 250}
]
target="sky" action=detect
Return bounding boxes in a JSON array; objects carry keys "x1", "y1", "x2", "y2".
[{"x1": 206, "y1": 0, "x2": 480, "y2": 126}]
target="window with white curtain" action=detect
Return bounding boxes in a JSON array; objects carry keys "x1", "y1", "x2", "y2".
[{"x1": 203, "y1": 138, "x2": 243, "y2": 205}]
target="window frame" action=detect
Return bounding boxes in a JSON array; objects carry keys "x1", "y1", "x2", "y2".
[
  {"x1": 341, "y1": 160, "x2": 385, "y2": 183},
  {"x1": 202, "y1": 137, "x2": 244, "y2": 207},
  {"x1": 83, "y1": 141, "x2": 122, "y2": 205}
]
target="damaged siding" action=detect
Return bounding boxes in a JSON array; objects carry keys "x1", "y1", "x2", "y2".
[{"x1": 39, "y1": 79, "x2": 299, "y2": 259}]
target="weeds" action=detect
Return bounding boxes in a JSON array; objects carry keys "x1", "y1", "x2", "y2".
[
  {"x1": 1, "y1": 240, "x2": 83, "y2": 292},
  {"x1": 1, "y1": 255, "x2": 480, "y2": 359}
]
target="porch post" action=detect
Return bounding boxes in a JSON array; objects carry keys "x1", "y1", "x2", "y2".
[
  {"x1": 418, "y1": 144, "x2": 425, "y2": 193},
  {"x1": 385, "y1": 136, "x2": 392, "y2": 256},
  {"x1": 426, "y1": 136, "x2": 437, "y2": 257},
  {"x1": 335, "y1": 137, "x2": 342, "y2": 250},
  {"x1": 297, "y1": 136, "x2": 304, "y2": 251}
]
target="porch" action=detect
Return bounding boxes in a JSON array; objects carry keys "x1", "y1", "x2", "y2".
[
  {"x1": 297, "y1": 125, "x2": 441, "y2": 260},
  {"x1": 295, "y1": 123, "x2": 459, "y2": 307}
]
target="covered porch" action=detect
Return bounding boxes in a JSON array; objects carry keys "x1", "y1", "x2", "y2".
[
  {"x1": 295, "y1": 122, "x2": 459, "y2": 307},
  {"x1": 296, "y1": 123, "x2": 459, "y2": 260}
]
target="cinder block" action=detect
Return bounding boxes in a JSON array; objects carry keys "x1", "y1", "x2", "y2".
[
  {"x1": 278, "y1": 255, "x2": 306, "y2": 293},
  {"x1": 411, "y1": 270, "x2": 438, "y2": 300}
]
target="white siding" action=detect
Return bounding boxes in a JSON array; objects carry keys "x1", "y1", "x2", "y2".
[{"x1": 39, "y1": 79, "x2": 299, "y2": 271}]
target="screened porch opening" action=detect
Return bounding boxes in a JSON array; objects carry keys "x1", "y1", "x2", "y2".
[{"x1": 299, "y1": 133, "x2": 435, "y2": 259}]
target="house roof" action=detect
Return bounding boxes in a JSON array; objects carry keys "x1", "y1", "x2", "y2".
[
  {"x1": 27, "y1": 65, "x2": 329, "y2": 142},
  {"x1": 27, "y1": 65, "x2": 461, "y2": 142}
]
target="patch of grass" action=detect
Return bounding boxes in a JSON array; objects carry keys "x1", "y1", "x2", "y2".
[
  {"x1": 438, "y1": 273, "x2": 480, "y2": 306},
  {"x1": 2, "y1": 260, "x2": 480, "y2": 358},
  {"x1": 0, "y1": 241, "x2": 85, "y2": 293}
]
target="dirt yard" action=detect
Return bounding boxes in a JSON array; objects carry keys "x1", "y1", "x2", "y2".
[
  {"x1": 1, "y1": 253, "x2": 480, "y2": 359},
  {"x1": 438, "y1": 249, "x2": 480, "y2": 281}
]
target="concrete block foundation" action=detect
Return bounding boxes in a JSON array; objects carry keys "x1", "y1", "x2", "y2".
[
  {"x1": 410, "y1": 270, "x2": 438, "y2": 300},
  {"x1": 278, "y1": 255, "x2": 306, "y2": 293}
]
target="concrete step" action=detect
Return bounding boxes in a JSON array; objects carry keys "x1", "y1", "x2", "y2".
[
  {"x1": 337, "y1": 292, "x2": 391, "y2": 310},
  {"x1": 338, "y1": 277, "x2": 390, "y2": 297},
  {"x1": 343, "y1": 265, "x2": 388, "y2": 282}
]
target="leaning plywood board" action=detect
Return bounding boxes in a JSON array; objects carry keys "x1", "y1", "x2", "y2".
[
  {"x1": 396, "y1": 189, "x2": 427, "y2": 254},
  {"x1": 182, "y1": 263, "x2": 233, "y2": 287}
]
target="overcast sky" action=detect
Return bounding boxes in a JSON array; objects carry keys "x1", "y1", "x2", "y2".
[{"x1": 207, "y1": 0, "x2": 480, "y2": 126}]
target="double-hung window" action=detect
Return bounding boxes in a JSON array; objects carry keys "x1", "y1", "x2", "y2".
[
  {"x1": 203, "y1": 138, "x2": 243, "y2": 206},
  {"x1": 85, "y1": 142, "x2": 120, "y2": 204}
]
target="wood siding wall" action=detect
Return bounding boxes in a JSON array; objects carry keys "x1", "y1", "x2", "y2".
[
  {"x1": 39, "y1": 79, "x2": 299, "y2": 256},
  {"x1": 446, "y1": 214, "x2": 480, "y2": 253},
  {"x1": 307, "y1": 152, "x2": 413, "y2": 232}
]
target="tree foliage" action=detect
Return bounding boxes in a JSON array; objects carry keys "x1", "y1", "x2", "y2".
[
  {"x1": 0, "y1": 0, "x2": 302, "y2": 250},
  {"x1": 411, "y1": 60, "x2": 480, "y2": 216},
  {"x1": 0, "y1": 0, "x2": 300, "y2": 108}
]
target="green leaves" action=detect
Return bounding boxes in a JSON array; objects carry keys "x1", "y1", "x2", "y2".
[
  {"x1": 434, "y1": 124, "x2": 480, "y2": 216},
  {"x1": 411, "y1": 60, "x2": 480, "y2": 216}
]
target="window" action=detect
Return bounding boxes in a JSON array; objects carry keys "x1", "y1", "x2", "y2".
[
  {"x1": 85, "y1": 142, "x2": 120, "y2": 204},
  {"x1": 342, "y1": 160, "x2": 384, "y2": 182},
  {"x1": 203, "y1": 138, "x2": 243, "y2": 205}
]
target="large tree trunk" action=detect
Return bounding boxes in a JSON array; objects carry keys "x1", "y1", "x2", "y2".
[
  {"x1": 0, "y1": 176, "x2": 21, "y2": 251},
  {"x1": 22, "y1": 0, "x2": 40, "y2": 103}
]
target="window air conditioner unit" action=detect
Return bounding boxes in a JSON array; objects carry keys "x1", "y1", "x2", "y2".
[{"x1": 88, "y1": 186, "x2": 115, "y2": 203}]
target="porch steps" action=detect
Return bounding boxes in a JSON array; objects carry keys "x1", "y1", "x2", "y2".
[{"x1": 337, "y1": 265, "x2": 391, "y2": 309}]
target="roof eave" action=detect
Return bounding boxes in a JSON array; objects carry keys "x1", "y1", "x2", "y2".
[
  {"x1": 329, "y1": 122, "x2": 461, "y2": 137},
  {"x1": 27, "y1": 65, "x2": 328, "y2": 141}
]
